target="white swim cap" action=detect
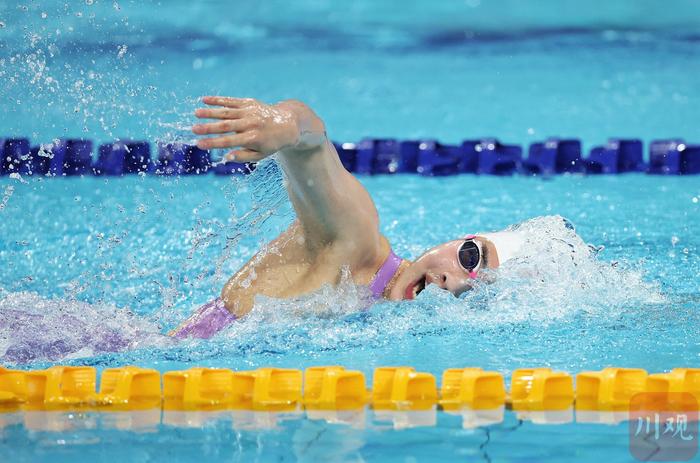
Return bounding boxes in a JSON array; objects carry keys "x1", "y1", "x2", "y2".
[{"x1": 479, "y1": 231, "x2": 526, "y2": 265}]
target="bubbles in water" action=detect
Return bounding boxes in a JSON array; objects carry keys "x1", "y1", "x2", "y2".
[{"x1": 9, "y1": 173, "x2": 27, "y2": 184}]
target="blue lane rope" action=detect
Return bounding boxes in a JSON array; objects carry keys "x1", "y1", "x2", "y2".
[{"x1": 0, "y1": 137, "x2": 698, "y2": 176}]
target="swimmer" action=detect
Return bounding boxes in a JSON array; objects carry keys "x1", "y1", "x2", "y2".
[{"x1": 170, "y1": 97, "x2": 582, "y2": 339}]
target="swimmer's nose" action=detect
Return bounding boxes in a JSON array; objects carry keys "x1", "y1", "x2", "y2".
[
  {"x1": 428, "y1": 272, "x2": 465, "y2": 296},
  {"x1": 442, "y1": 272, "x2": 473, "y2": 297}
]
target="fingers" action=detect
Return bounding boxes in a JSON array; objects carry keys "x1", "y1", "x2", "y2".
[
  {"x1": 225, "y1": 149, "x2": 265, "y2": 163},
  {"x1": 192, "y1": 119, "x2": 253, "y2": 135},
  {"x1": 202, "y1": 96, "x2": 256, "y2": 108},
  {"x1": 194, "y1": 107, "x2": 245, "y2": 119},
  {"x1": 196, "y1": 132, "x2": 253, "y2": 150},
  {"x1": 194, "y1": 96, "x2": 263, "y2": 150}
]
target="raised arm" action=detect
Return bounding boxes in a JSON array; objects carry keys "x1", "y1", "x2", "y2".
[
  {"x1": 194, "y1": 97, "x2": 381, "y2": 253},
  {"x1": 192, "y1": 97, "x2": 387, "y2": 315}
]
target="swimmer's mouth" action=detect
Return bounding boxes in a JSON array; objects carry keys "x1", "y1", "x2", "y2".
[{"x1": 405, "y1": 275, "x2": 427, "y2": 300}]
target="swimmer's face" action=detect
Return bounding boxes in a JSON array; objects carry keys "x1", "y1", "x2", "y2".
[{"x1": 389, "y1": 237, "x2": 499, "y2": 300}]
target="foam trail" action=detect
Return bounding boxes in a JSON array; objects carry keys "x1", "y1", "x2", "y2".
[{"x1": 0, "y1": 292, "x2": 171, "y2": 364}]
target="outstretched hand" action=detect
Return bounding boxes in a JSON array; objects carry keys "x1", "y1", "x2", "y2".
[{"x1": 192, "y1": 96, "x2": 301, "y2": 163}]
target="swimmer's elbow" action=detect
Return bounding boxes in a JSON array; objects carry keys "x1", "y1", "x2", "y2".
[{"x1": 220, "y1": 288, "x2": 253, "y2": 318}]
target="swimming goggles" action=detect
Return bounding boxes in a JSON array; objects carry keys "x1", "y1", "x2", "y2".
[{"x1": 458, "y1": 234, "x2": 482, "y2": 279}]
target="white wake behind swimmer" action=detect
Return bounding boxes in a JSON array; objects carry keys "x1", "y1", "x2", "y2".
[{"x1": 479, "y1": 231, "x2": 526, "y2": 265}]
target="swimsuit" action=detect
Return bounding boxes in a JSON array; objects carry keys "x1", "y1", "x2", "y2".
[
  {"x1": 170, "y1": 298, "x2": 236, "y2": 340},
  {"x1": 367, "y1": 249, "x2": 403, "y2": 299},
  {"x1": 172, "y1": 248, "x2": 403, "y2": 340}
]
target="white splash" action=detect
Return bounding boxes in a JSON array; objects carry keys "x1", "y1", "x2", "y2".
[{"x1": 0, "y1": 292, "x2": 171, "y2": 364}]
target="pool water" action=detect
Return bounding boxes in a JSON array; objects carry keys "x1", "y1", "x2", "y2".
[
  {"x1": 1, "y1": 172, "x2": 699, "y2": 372},
  {"x1": 1, "y1": 172, "x2": 698, "y2": 462},
  {"x1": 1, "y1": 0, "x2": 700, "y2": 461},
  {"x1": 0, "y1": 409, "x2": 637, "y2": 463},
  {"x1": 2, "y1": 0, "x2": 700, "y2": 147}
]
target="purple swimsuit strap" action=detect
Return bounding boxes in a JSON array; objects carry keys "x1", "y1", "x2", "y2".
[
  {"x1": 368, "y1": 249, "x2": 403, "y2": 299},
  {"x1": 171, "y1": 297, "x2": 237, "y2": 340}
]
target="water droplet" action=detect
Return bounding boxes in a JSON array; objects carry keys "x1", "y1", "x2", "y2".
[
  {"x1": 693, "y1": 197, "x2": 699, "y2": 204},
  {"x1": 86, "y1": 0, "x2": 95, "y2": 5},
  {"x1": 671, "y1": 236, "x2": 679, "y2": 246},
  {"x1": 41, "y1": 12, "x2": 47, "y2": 19},
  {"x1": 9, "y1": 172, "x2": 25, "y2": 183}
]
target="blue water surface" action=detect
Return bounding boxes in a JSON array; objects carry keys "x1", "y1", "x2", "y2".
[
  {"x1": 1, "y1": 1, "x2": 700, "y2": 462},
  {"x1": 1, "y1": 0, "x2": 700, "y2": 147}
]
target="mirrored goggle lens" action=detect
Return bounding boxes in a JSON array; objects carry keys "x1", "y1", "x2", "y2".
[{"x1": 458, "y1": 240, "x2": 481, "y2": 271}]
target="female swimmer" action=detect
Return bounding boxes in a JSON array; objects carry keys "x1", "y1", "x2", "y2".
[{"x1": 170, "y1": 97, "x2": 578, "y2": 339}]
